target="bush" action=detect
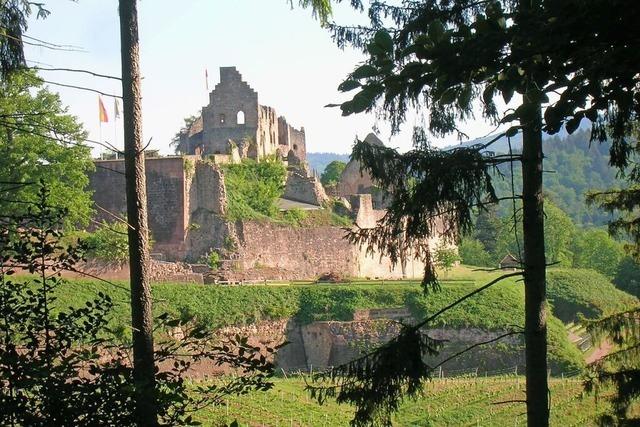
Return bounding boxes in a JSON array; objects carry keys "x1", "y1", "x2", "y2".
[
  {"x1": 224, "y1": 158, "x2": 286, "y2": 220},
  {"x1": 200, "y1": 250, "x2": 221, "y2": 270},
  {"x1": 281, "y1": 208, "x2": 308, "y2": 226},
  {"x1": 83, "y1": 220, "x2": 130, "y2": 263},
  {"x1": 0, "y1": 186, "x2": 274, "y2": 425},
  {"x1": 459, "y1": 238, "x2": 494, "y2": 267}
]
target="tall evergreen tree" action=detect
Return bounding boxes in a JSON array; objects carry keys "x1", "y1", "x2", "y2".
[
  {"x1": 310, "y1": 1, "x2": 640, "y2": 426},
  {"x1": 117, "y1": 2, "x2": 335, "y2": 424},
  {"x1": 587, "y1": 131, "x2": 640, "y2": 424}
]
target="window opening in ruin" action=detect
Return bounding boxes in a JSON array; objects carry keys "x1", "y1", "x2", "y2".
[
  {"x1": 236, "y1": 110, "x2": 245, "y2": 125},
  {"x1": 220, "y1": 114, "x2": 226, "y2": 124},
  {"x1": 293, "y1": 144, "x2": 298, "y2": 150}
]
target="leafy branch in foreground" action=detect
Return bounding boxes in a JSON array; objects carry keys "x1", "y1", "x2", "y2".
[
  {"x1": 0, "y1": 183, "x2": 275, "y2": 425},
  {"x1": 584, "y1": 307, "x2": 640, "y2": 426},
  {"x1": 307, "y1": 272, "x2": 522, "y2": 426}
]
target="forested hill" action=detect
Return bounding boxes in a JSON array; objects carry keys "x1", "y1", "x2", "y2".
[
  {"x1": 306, "y1": 152, "x2": 350, "y2": 176},
  {"x1": 309, "y1": 129, "x2": 619, "y2": 226},
  {"x1": 489, "y1": 128, "x2": 620, "y2": 226}
]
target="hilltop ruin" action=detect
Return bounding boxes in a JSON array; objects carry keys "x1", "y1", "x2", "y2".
[{"x1": 89, "y1": 67, "x2": 444, "y2": 280}]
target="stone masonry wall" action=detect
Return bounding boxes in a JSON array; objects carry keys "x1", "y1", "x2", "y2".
[
  {"x1": 202, "y1": 67, "x2": 259, "y2": 155},
  {"x1": 257, "y1": 105, "x2": 279, "y2": 160},
  {"x1": 184, "y1": 161, "x2": 233, "y2": 261},
  {"x1": 283, "y1": 170, "x2": 329, "y2": 206},
  {"x1": 235, "y1": 220, "x2": 427, "y2": 280},
  {"x1": 90, "y1": 157, "x2": 188, "y2": 259},
  {"x1": 236, "y1": 221, "x2": 357, "y2": 279}
]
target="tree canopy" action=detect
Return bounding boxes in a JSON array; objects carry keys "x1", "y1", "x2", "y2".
[
  {"x1": 0, "y1": 71, "x2": 94, "y2": 227},
  {"x1": 311, "y1": 1, "x2": 640, "y2": 426},
  {"x1": 320, "y1": 160, "x2": 346, "y2": 187}
]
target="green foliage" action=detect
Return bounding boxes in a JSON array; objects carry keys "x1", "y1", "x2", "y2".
[
  {"x1": 544, "y1": 202, "x2": 576, "y2": 264},
  {"x1": 281, "y1": 208, "x2": 308, "y2": 226},
  {"x1": 0, "y1": 70, "x2": 94, "y2": 227},
  {"x1": 584, "y1": 307, "x2": 640, "y2": 425},
  {"x1": 434, "y1": 244, "x2": 460, "y2": 274},
  {"x1": 546, "y1": 269, "x2": 638, "y2": 323},
  {"x1": 328, "y1": 0, "x2": 640, "y2": 422},
  {"x1": 346, "y1": 140, "x2": 498, "y2": 290},
  {"x1": 0, "y1": 2, "x2": 50, "y2": 78},
  {"x1": 0, "y1": 185, "x2": 275, "y2": 425},
  {"x1": 200, "y1": 250, "x2": 221, "y2": 270},
  {"x1": 489, "y1": 130, "x2": 622, "y2": 226},
  {"x1": 613, "y1": 256, "x2": 640, "y2": 298},
  {"x1": 320, "y1": 160, "x2": 346, "y2": 187},
  {"x1": 51, "y1": 271, "x2": 601, "y2": 373},
  {"x1": 306, "y1": 152, "x2": 350, "y2": 176},
  {"x1": 458, "y1": 238, "x2": 494, "y2": 267},
  {"x1": 572, "y1": 229, "x2": 625, "y2": 278},
  {"x1": 280, "y1": 207, "x2": 352, "y2": 228},
  {"x1": 83, "y1": 220, "x2": 130, "y2": 264},
  {"x1": 223, "y1": 158, "x2": 286, "y2": 220}
]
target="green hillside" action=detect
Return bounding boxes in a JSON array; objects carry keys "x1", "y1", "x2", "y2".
[
  {"x1": 547, "y1": 268, "x2": 638, "y2": 322},
  {"x1": 491, "y1": 129, "x2": 620, "y2": 226},
  {"x1": 49, "y1": 267, "x2": 639, "y2": 373}
]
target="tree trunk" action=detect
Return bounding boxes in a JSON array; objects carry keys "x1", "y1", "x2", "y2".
[
  {"x1": 118, "y1": 1, "x2": 158, "y2": 425},
  {"x1": 521, "y1": 87, "x2": 549, "y2": 426}
]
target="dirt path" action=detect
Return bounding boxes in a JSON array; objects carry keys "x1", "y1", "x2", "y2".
[{"x1": 586, "y1": 339, "x2": 613, "y2": 364}]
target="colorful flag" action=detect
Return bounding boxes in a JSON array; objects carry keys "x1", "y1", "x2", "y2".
[
  {"x1": 114, "y1": 98, "x2": 120, "y2": 119},
  {"x1": 98, "y1": 97, "x2": 109, "y2": 123},
  {"x1": 205, "y1": 68, "x2": 209, "y2": 91}
]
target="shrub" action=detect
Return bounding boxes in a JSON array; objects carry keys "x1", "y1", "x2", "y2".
[
  {"x1": 224, "y1": 158, "x2": 286, "y2": 220},
  {"x1": 84, "y1": 220, "x2": 130, "y2": 263},
  {"x1": 201, "y1": 250, "x2": 221, "y2": 270},
  {"x1": 282, "y1": 208, "x2": 308, "y2": 226},
  {"x1": 459, "y1": 238, "x2": 494, "y2": 267},
  {"x1": 0, "y1": 185, "x2": 274, "y2": 425}
]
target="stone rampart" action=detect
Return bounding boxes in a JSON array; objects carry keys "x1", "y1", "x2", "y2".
[
  {"x1": 283, "y1": 169, "x2": 328, "y2": 206},
  {"x1": 236, "y1": 221, "x2": 356, "y2": 279},
  {"x1": 90, "y1": 156, "x2": 189, "y2": 259}
]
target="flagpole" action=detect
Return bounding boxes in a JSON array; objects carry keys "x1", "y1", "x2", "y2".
[
  {"x1": 114, "y1": 114, "x2": 118, "y2": 159},
  {"x1": 114, "y1": 97, "x2": 120, "y2": 158}
]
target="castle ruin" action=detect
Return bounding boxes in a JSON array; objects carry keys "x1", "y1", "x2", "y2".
[
  {"x1": 175, "y1": 67, "x2": 306, "y2": 164},
  {"x1": 89, "y1": 67, "x2": 444, "y2": 280}
]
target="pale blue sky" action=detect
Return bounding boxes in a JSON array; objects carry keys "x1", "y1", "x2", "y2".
[{"x1": 25, "y1": 0, "x2": 496, "y2": 155}]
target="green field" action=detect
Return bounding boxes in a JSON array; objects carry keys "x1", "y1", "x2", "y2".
[{"x1": 193, "y1": 376, "x2": 612, "y2": 426}]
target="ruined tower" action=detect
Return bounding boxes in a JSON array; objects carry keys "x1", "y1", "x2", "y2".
[{"x1": 177, "y1": 66, "x2": 306, "y2": 162}]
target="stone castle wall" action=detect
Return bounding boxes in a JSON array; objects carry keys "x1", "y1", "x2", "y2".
[
  {"x1": 90, "y1": 156, "x2": 189, "y2": 259},
  {"x1": 179, "y1": 67, "x2": 307, "y2": 163},
  {"x1": 89, "y1": 158, "x2": 432, "y2": 279},
  {"x1": 208, "y1": 315, "x2": 525, "y2": 374},
  {"x1": 282, "y1": 169, "x2": 328, "y2": 206},
  {"x1": 235, "y1": 219, "x2": 427, "y2": 280},
  {"x1": 202, "y1": 67, "x2": 259, "y2": 155},
  {"x1": 236, "y1": 221, "x2": 357, "y2": 278}
]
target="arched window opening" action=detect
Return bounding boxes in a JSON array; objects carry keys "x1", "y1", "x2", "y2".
[
  {"x1": 236, "y1": 110, "x2": 245, "y2": 125},
  {"x1": 219, "y1": 114, "x2": 226, "y2": 124},
  {"x1": 293, "y1": 144, "x2": 298, "y2": 150}
]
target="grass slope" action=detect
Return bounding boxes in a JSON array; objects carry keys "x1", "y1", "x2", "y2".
[
  {"x1": 194, "y1": 376, "x2": 612, "y2": 426},
  {"x1": 547, "y1": 268, "x2": 638, "y2": 322},
  {"x1": 53, "y1": 268, "x2": 613, "y2": 371}
]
